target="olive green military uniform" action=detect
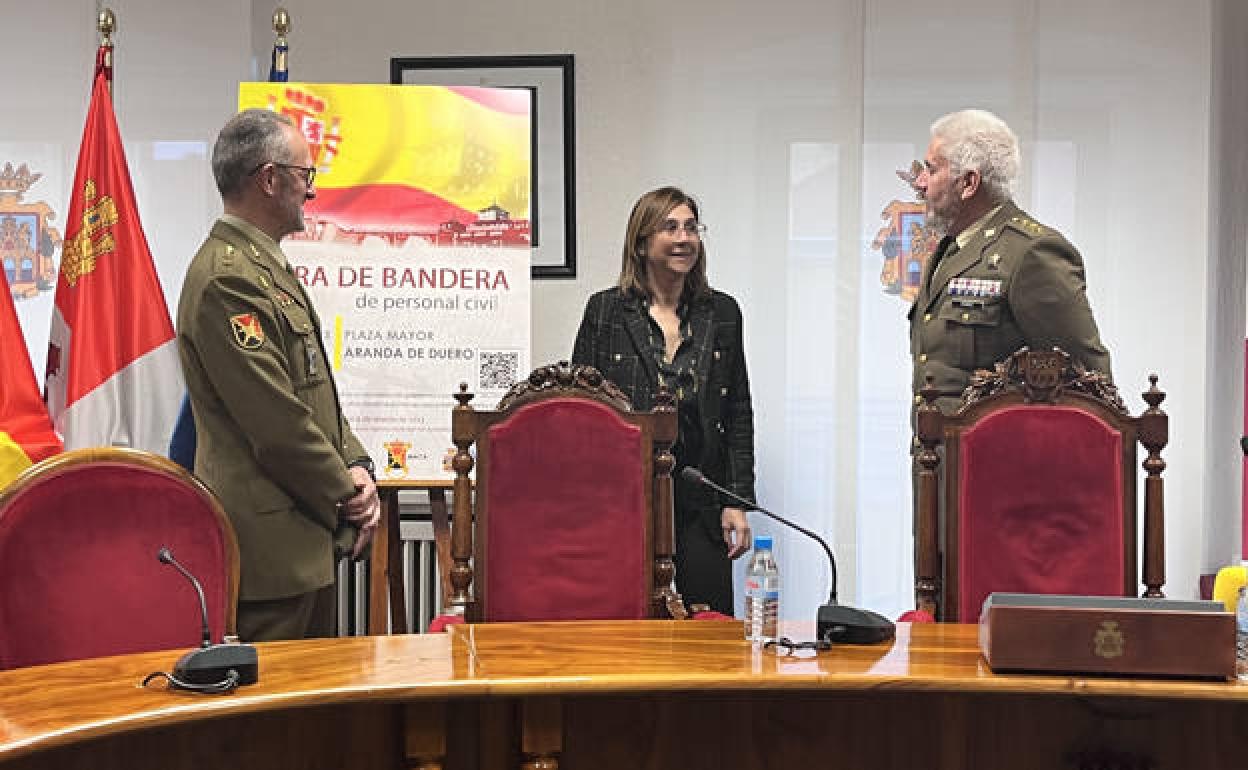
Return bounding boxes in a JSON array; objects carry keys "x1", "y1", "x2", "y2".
[
  {"x1": 909, "y1": 201, "x2": 1112, "y2": 413},
  {"x1": 177, "y1": 216, "x2": 368, "y2": 629}
]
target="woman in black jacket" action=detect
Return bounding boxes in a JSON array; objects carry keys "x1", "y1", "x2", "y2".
[{"x1": 571, "y1": 186, "x2": 756, "y2": 615}]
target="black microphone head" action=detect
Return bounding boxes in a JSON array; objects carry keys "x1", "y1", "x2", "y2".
[
  {"x1": 680, "y1": 466, "x2": 706, "y2": 484},
  {"x1": 158, "y1": 547, "x2": 174, "y2": 564}
]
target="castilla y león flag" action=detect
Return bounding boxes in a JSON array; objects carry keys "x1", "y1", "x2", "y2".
[
  {"x1": 0, "y1": 270, "x2": 61, "y2": 487},
  {"x1": 44, "y1": 65, "x2": 182, "y2": 451}
]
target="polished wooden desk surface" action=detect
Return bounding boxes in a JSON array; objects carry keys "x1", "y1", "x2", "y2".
[{"x1": 1, "y1": 620, "x2": 1244, "y2": 762}]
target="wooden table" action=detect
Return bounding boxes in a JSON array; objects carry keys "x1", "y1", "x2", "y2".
[
  {"x1": 370, "y1": 479, "x2": 454, "y2": 634},
  {"x1": 2, "y1": 620, "x2": 1246, "y2": 769}
]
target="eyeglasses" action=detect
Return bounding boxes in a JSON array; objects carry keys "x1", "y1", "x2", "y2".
[
  {"x1": 250, "y1": 162, "x2": 316, "y2": 187},
  {"x1": 654, "y1": 220, "x2": 707, "y2": 239}
]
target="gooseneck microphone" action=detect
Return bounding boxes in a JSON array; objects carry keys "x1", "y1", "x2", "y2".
[
  {"x1": 146, "y1": 547, "x2": 259, "y2": 693},
  {"x1": 681, "y1": 467, "x2": 895, "y2": 645},
  {"x1": 158, "y1": 547, "x2": 211, "y2": 649}
]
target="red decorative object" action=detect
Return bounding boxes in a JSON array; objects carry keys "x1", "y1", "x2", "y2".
[
  {"x1": 444, "y1": 361, "x2": 685, "y2": 623},
  {"x1": 0, "y1": 448, "x2": 238, "y2": 669},
  {"x1": 914, "y1": 347, "x2": 1167, "y2": 622}
]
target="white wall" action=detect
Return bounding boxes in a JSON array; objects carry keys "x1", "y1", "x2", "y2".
[
  {"x1": 1209, "y1": 0, "x2": 1248, "y2": 572},
  {"x1": 4, "y1": 0, "x2": 250, "y2": 376},
  {"x1": 3, "y1": 0, "x2": 1236, "y2": 622}
]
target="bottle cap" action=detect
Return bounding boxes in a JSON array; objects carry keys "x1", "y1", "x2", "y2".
[{"x1": 754, "y1": 535, "x2": 773, "y2": 551}]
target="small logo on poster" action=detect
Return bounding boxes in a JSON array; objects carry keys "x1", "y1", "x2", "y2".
[{"x1": 383, "y1": 439, "x2": 412, "y2": 478}]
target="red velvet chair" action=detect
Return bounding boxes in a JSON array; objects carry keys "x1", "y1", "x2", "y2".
[
  {"x1": 914, "y1": 348, "x2": 1167, "y2": 622},
  {"x1": 0, "y1": 447, "x2": 239, "y2": 668},
  {"x1": 442, "y1": 362, "x2": 687, "y2": 623}
]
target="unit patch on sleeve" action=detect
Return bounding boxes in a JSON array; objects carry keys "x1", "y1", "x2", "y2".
[{"x1": 230, "y1": 313, "x2": 265, "y2": 350}]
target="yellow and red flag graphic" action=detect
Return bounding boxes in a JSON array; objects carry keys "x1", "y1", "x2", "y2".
[
  {"x1": 44, "y1": 58, "x2": 183, "y2": 451},
  {"x1": 0, "y1": 267, "x2": 61, "y2": 487},
  {"x1": 238, "y1": 83, "x2": 531, "y2": 234}
]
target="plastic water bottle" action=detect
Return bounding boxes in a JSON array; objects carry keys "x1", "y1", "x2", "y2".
[
  {"x1": 744, "y1": 535, "x2": 779, "y2": 643},
  {"x1": 1237, "y1": 586, "x2": 1248, "y2": 679}
]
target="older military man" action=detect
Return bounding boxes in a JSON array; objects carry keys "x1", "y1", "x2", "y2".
[
  {"x1": 177, "y1": 109, "x2": 379, "y2": 641},
  {"x1": 910, "y1": 108, "x2": 1112, "y2": 414}
]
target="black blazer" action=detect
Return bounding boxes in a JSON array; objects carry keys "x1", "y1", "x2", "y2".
[{"x1": 571, "y1": 287, "x2": 756, "y2": 516}]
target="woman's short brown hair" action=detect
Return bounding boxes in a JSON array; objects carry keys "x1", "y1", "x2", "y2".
[{"x1": 617, "y1": 186, "x2": 710, "y2": 300}]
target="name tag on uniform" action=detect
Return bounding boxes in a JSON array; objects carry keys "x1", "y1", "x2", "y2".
[{"x1": 949, "y1": 277, "x2": 1002, "y2": 299}]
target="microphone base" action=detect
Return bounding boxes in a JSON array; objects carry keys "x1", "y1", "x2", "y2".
[
  {"x1": 174, "y1": 643, "x2": 259, "y2": 686},
  {"x1": 818, "y1": 604, "x2": 896, "y2": 645}
]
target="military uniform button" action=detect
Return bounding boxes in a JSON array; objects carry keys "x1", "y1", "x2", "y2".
[
  {"x1": 913, "y1": 394, "x2": 922, "y2": 405},
  {"x1": 918, "y1": 354, "x2": 927, "y2": 363},
  {"x1": 961, "y1": 313, "x2": 969, "y2": 321},
  {"x1": 304, "y1": 323, "x2": 311, "y2": 331},
  {"x1": 984, "y1": 228, "x2": 995, "y2": 238},
  {"x1": 613, "y1": 352, "x2": 622, "y2": 361},
  {"x1": 923, "y1": 313, "x2": 932, "y2": 322},
  {"x1": 720, "y1": 386, "x2": 728, "y2": 396},
  {"x1": 713, "y1": 350, "x2": 721, "y2": 360}
]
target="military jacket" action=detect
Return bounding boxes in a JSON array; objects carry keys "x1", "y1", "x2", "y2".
[
  {"x1": 176, "y1": 217, "x2": 369, "y2": 600},
  {"x1": 909, "y1": 201, "x2": 1112, "y2": 412}
]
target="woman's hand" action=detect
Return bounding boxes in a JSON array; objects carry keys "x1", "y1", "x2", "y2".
[{"x1": 721, "y1": 506, "x2": 752, "y2": 559}]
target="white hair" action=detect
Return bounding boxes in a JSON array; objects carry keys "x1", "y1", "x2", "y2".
[{"x1": 930, "y1": 109, "x2": 1020, "y2": 204}]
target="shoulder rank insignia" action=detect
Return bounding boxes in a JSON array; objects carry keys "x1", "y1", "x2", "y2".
[
  {"x1": 1009, "y1": 215, "x2": 1048, "y2": 237},
  {"x1": 230, "y1": 313, "x2": 265, "y2": 350}
]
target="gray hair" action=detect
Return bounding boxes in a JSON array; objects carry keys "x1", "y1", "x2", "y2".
[
  {"x1": 211, "y1": 109, "x2": 295, "y2": 200},
  {"x1": 930, "y1": 109, "x2": 1020, "y2": 204}
]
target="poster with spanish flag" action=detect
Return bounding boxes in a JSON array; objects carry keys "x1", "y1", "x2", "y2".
[{"x1": 239, "y1": 82, "x2": 531, "y2": 480}]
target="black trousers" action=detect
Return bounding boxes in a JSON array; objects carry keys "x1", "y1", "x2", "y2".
[{"x1": 674, "y1": 514, "x2": 733, "y2": 615}]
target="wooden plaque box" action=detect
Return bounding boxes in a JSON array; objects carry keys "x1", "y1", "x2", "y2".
[{"x1": 978, "y1": 593, "x2": 1236, "y2": 680}]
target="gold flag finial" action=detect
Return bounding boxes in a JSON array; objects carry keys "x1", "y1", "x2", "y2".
[
  {"x1": 97, "y1": 8, "x2": 116, "y2": 46},
  {"x1": 273, "y1": 7, "x2": 291, "y2": 39}
]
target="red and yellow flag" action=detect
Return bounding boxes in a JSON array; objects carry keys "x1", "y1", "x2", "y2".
[
  {"x1": 43, "y1": 53, "x2": 183, "y2": 452},
  {"x1": 238, "y1": 83, "x2": 531, "y2": 231},
  {"x1": 0, "y1": 268, "x2": 61, "y2": 487}
]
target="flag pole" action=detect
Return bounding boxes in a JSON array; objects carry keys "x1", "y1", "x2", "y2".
[
  {"x1": 270, "y1": 7, "x2": 290, "y2": 82},
  {"x1": 96, "y1": 8, "x2": 115, "y2": 98}
]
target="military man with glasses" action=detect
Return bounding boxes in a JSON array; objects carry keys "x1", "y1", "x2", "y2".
[
  {"x1": 910, "y1": 109, "x2": 1112, "y2": 414},
  {"x1": 176, "y1": 109, "x2": 379, "y2": 641}
]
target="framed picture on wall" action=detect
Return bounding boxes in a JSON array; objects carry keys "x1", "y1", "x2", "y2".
[{"x1": 390, "y1": 54, "x2": 576, "y2": 279}]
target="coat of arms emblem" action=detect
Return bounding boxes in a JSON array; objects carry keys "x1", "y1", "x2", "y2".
[
  {"x1": 384, "y1": 439, "x2": 412, "y2": 478},
  {"x1": 1093, "y1": 620, "x2": 1125, "y2": 659},
  {"x1": 0, "y1": 163, "x2": 62, "y2": 300},
  {"x1": 872, "y1": 161, "x2": 941, "y2": 303}
]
